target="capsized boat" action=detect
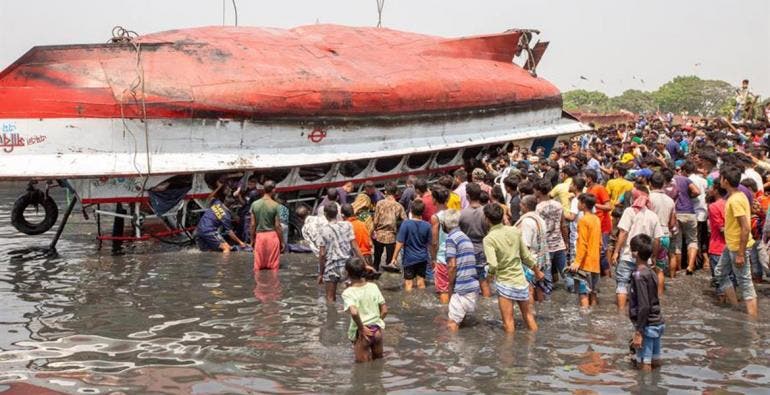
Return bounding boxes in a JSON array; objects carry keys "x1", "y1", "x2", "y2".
[{"x1": 0, "y1": 24, "x2": 589, "y2": 241}]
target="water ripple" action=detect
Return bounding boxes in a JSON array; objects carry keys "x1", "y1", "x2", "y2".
[{"x1": 1, "y1": 186, "x2": 770, "y2": 393}]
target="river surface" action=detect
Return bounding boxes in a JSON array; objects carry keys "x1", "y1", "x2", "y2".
[{"x1": 1, "y1": 185, "x2": 769, "y2": 394}]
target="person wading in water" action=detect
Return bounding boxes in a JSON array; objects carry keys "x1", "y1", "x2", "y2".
[{"x1": 251, "y1": 180, "x2": 284, "y2": 272}]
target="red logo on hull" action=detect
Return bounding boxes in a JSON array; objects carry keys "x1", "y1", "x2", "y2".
[{"x1": 308, "y1": 128, "x2": 327, "y2": 143}]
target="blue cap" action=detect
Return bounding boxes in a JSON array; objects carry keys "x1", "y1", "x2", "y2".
[{"x1": 637, "y1": 168, "x2": 654, "y2": 179}]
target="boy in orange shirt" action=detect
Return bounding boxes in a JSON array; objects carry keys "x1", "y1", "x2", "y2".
[
  {"x1": 343, "y1": 204, "x2": 373, "y2": 266},
  {"x1": 568, "y1": 193, "x2": 602, "y2": 307}
]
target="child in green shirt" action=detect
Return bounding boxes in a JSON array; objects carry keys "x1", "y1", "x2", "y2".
[{"x1": 342, "y1": 258, "x2": 388, "y2": 362}]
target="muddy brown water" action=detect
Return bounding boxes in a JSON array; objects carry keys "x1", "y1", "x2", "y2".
[{"x1": 0, "y1": 185, "x2": 769, "y2": 394}]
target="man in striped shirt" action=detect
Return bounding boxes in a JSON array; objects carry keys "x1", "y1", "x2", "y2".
[{"x1": 442, "y1": 209, "x2": 480, "y2": 331}]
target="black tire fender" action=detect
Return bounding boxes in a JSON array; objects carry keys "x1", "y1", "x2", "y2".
[{"x1": 11, "y1": 191, "x2": 59, "y2": 235}]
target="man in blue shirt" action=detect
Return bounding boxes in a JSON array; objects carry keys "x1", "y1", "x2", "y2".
[
  {"x1": 586, "y1": 149, "x2": 603, "y2": 182},
  {"x1": 195, "y1": 190, "x2": 248, "y2": 253},
  {"x1": 364, "y1": 180, "x2": 385, "y2": 204},
  {"x1": 392, "y1": 199, "x2": 432, "y2": 291},
  {"x1": 666, "y1": 132, "x2": 685, "y2": 162}
]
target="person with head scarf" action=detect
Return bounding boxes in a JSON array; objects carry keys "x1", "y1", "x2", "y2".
[
  {"x1": 610, "y1": 184, "x2": 664, "y2": 310},
  {"x1": 351, "y1": 193, "x2": 374, "y2": 234}
]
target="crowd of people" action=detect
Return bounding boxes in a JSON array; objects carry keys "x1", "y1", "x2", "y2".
[{"x1": 194, "y1": 111, "x2": 770, "y2": 368}]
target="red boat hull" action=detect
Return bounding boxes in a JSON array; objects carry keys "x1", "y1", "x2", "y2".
[{"x1": 0, "y1": 25, "x2": 561, "y2": 120}]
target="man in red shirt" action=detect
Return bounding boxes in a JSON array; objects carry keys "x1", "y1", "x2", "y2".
[
  {"x1": 416, "y1": 178, "x2": 437, "y2": 221},
  {"x1": 707, "y1": 185, "x2": 732, "y2": 302},
  {"x1": 584, "y1": 169, "x2": 612, "y2": 276}
]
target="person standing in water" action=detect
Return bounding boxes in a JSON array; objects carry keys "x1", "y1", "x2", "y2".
[
  {"x1": 611, "y1": 186, "x2": 663, "y2": 310},
  {"x1": 373, "y1": 182, "x2": 407, "y2": 271},
  {"x1": 515, "y1": 195, "x2": 550, "y2": 304},
  {"x1": 430, "y1": 186, "x2": 451, "y2": 303},
  {"x1": 483, "y1": 203, "x2": 545, "y2": 333},
  {"x1": 715, "y1": 165, "x2": 759, "y2": 317},
  {"x1": 628, "y1": 234, "x2": 665, "y2": 372},
  {"x1": 251, "y1": 180, "x2": 283, "y2": 271},
  {"x1": 318, "y1": 204, "x2": 366, "y2": 302},
  {"x1": 442, "y1": 209, "x2": 480, "y2": 331},
  {"x1": 568, "y1": 193, "x2": 602, "y2": 307},
  {"x1": 342, "y1": 258, "x2": 388, "y2": 363},
  {"x1": 391, "y1": 199, "x2": 432, "y2": 291},
  {"x1": 460, "y1": 183, "x2": 492, "y2": 297}
]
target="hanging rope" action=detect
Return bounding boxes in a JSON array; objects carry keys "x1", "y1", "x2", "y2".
[
  {"x1": 376, "y1": 0, "x2": 385, "y2": 27},
  {"x1": 518, "y1": 31, "x2": 538, "y2": 77},
  {"x1": 109, "y1": 26, "x2": 139, "y2": 44},
  {"x1": 232, "y1": 0, "x2": 239, "y2": 26},
  {"x1": 110, "y1": 26, "x2": 152, "y2": 195}
]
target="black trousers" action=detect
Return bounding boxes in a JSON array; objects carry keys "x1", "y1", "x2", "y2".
[{"x1": 372, "y1": 240, "x2": 395, "y2": 271}]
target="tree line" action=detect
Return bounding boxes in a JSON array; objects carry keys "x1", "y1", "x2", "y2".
[{"x1": 563, "y1": 75, "x2": 767, "y2": 117}]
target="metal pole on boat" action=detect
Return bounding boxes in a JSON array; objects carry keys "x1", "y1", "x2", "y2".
[
  {"x1": 46, "y1": 195, "x2": 78, "y2": 255},
  {"x1": 134, "y1": 202, "x2": 142, "y2": 239},
  {"x1": 96, "y1": 203, "x2": 102, "y2": 250}
]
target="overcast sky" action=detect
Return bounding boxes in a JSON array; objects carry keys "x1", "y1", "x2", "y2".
[{"x1": 1, "y1": 0, "x2": 768, "y2": 97}]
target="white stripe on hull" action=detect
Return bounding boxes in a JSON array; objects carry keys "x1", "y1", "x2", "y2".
[{"x1": 0, "y1": 107, "x2": 587, "y2": 180}]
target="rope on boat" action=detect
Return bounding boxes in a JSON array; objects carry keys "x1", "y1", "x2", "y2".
[
  {"x1": 109, "y1": 26, "x2": 139, "y2": 44},
  {"x1": 231, "y1": 0, "x2": 239, "y2": 26},
  {"x1": 518, "y1": 31, "x2": 538, "y2": 77},
  {"x1": 110, "y1": 26, "x2": 152, "y2": 196},
  {"x1": 376, "y1": 0, "x2": 385, "y2": 27}
]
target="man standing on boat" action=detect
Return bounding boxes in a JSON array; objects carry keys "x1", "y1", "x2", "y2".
[
  {"x1": 733, "y1": 79, "x2": 754, "y2": 123},
  {"x1": 251, "y1": 181, "x2": 284, "y2": 271}
]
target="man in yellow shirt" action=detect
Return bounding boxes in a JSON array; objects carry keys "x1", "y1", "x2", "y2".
[
  {"x1": 716, "y1": 165, "x2": 758, "y2": 317},
  {"x1": 549, "y1": 165, "x2": 578, "y2": 213},
  {"x1": 606, "y1": 163, "x2": 634, "y2": 208}
]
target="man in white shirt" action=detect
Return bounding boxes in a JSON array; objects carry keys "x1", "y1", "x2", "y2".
[
  {"x1": 453, "y1": 168, "x2": 469, "y2": 209},
  {"x1": 683, "y1": 162, "x2": 709, "y2": 272},
  {"x1": 740, "y1": 158, "x2": 763, "y2": 194},
  {"x1": 515, "y1": 195, "x2": 550, "y2": 303},
  {"x1": 610, "y1": 186, "x2": 664, "y2": 310}
]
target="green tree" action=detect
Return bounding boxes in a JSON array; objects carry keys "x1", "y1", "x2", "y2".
[
  {"x1": 562, "y1": 90, "x2": 613, "y2": 112},
  {"x1": 609, "y1": 89, "x2": 656, "y2": 113},
  {"x1": 562, "y1": 76, "x2": 739, "y2": 116},
  {"x1": 652, "y1": 75, "x2": 734, "y2": 117}
]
